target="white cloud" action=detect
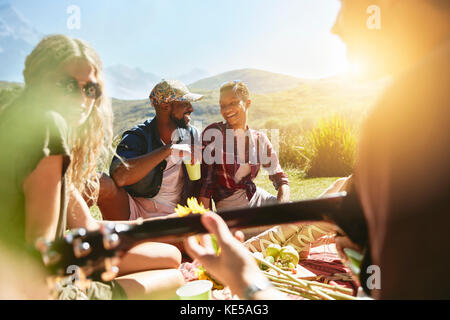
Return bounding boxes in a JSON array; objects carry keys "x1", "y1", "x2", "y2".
[{"x1": 0, "y1": 3, "x2": 41, "y2": 45}]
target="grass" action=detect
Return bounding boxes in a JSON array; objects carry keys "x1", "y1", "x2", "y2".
[
  {"x1": 254, "y1": 168, "x2": 340, "y2": 201},
  {"x1": 90, "y1": 205, "x2": 103, "y2": 221}
]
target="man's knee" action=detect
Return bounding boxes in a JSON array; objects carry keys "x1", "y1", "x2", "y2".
[
  {"x1": 99, "y1": 173, "x2": 122, "y2": 199},
  {"x1": 97, "y1": 173, "x2": 131, "y2": 220},
  {"x1": 251, "y1": 187, "x2": 277, "y2": 207}
]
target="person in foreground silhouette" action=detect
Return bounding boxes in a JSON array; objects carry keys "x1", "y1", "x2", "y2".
[{"x1": 185, "y1": 0, "x2": 450, "y2": 299}]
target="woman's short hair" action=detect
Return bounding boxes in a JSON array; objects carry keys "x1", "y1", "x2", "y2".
[{"x1": 220, "y1": 80, "x2": 250, "y2": 101}]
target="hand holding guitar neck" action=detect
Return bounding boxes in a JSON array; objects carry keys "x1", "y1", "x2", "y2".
[{"x1": 38, "y1": 192, "x2": 367, "y2": 282}]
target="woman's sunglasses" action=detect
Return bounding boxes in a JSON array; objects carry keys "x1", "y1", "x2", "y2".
[{"x1": 56, "y1": 77, "x2": 102, "y2": 100}]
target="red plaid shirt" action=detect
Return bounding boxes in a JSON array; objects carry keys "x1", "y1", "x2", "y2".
[{"x1": 200, "y1": 122, "x2": 289, "y2": 203}]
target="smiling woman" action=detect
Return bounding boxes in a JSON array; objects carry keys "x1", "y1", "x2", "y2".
[
  {"x1": 0, "y1": 35, "x2": 113, "y2": 246},
  {"x1": 0, "y1": 34, "x2": 186, "y2": 300}
]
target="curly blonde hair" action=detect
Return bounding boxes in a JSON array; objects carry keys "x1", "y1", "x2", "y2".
[{"x1": 22, "y1": 34, "x2": 114, "y2": 203}]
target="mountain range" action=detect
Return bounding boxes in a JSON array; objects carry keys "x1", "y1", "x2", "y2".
[
  {"x1": 104, "y1": 65, "x2": 306, "y2": 100},
  {"x1": 0, "y1": 1, "x2": 388, "y2": 138},
  {"x1": 0, "y1": 71, "x2": 388, "y2": 140},
  {"x1": 104, "y1": 65, "x2": 211, "y2": 100},
  {"x1": 104, "y1": 65, "x2": 160, "y2": 100},
  {"x1": 109, "y1": 75, "x2": 387, "y2": 136},
  {"x1": 0, "y1": 1, "x2": 329, "y2": 101},
  {"x1": 189, "y1": 68, "x2": 304, "y2": 94},
  {"x1": 0, "y1": 1, "x2": 211, "y2": 100}
]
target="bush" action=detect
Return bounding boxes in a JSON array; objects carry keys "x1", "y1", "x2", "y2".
[
  {"x1": 303, "y1": 115, "x2": 356, "y2": 177},
  {"x1": 264, "y1": 119, "x2": 281, "y2": 129},
  {"x1": 262, "y1": 119, "x2": 312, "y2": 171},
  {"x1": 277, "y1": 129, "x2": 309, "y2": 170}
]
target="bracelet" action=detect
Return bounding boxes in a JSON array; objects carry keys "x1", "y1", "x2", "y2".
[{"x1": 242, "y1": 278, "x2": 273, "y2": 300}]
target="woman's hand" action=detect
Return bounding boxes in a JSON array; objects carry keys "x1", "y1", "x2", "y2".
[{"x1": 184, "y1": 212, "x2": 277, "y2": 298}]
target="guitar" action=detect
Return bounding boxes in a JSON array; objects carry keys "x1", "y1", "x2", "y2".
[{"x1": 41, "y1": 190, "x2": 368, "y2": 284}]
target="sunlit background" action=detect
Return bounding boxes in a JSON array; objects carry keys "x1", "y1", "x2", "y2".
[
  {"x1": 0, "y1": 0, "x2": 355, "y2": 97},
  {"x1": 1, "y1": 0, "x2": 387, "y2": 181}
]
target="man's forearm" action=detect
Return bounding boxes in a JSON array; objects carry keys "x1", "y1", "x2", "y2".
[
  {"x1": 112, "y1": 145, "x2": 171, "y2": 187},
  {"x1": 277, "y1": 184, "x2": 290, "y2": 203}
]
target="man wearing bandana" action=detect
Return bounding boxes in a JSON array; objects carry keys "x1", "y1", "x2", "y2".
[{"x1": 98, "y1": 80, "x2": 203, "y2": 221}]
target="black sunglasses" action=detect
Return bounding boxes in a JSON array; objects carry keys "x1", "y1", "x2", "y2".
[{"x1": 57, "y1": 77, "x2": 102, "y2": 100}]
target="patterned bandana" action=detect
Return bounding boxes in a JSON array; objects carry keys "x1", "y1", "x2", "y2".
[{"x1": 149, "y1": 79, "x2": 203, "y2": 107}]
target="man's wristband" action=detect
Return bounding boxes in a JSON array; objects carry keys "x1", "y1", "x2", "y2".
[{"x1": 242, "y1": 278, "x2": 273, "y2": 300}]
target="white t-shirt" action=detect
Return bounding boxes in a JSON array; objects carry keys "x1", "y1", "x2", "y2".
[
  {"x1": 150, "y1": 127, "x2": 200, "y2": 210},
  {"x1": 151, "y1": 153, "x2": 184, "y2": 209}
]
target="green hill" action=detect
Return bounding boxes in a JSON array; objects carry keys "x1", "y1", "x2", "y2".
[
  {"x1": 112, "y1": 75, "x2": 388, "y2": 137},
  {"x1": 0, "y1": 81, "x2": 23, "y2": 110},
  {"x1": 189, "y1": 68, "x2": 303, "y2": 94},
  {"x1": 0, "y1": 81, "x2": 23, "y2": 90},
  {"x1": 0, "y1": 75, "x2": 388, "y2": 139}
]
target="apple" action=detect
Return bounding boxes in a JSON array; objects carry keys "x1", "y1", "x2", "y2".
[
  {"x1": 279, "y1": 245, "x2": 300, "y2": 265},
  {"x1": 265, "y1": 255, "x2": 275, "y2": 265},
  {"x1": 261, "y1": 256, "x2": 274, "y2": 271},
  {"x1": 265, "y1": 244, "x2": 281, "y2": 259}
]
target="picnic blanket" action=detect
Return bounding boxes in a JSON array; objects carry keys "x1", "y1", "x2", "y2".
[{"x1": 179, "y1": 242, "x2": 359, "y2": 300}]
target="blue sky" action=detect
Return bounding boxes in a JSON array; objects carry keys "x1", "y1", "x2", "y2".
[{"x1": 10, "y1": 0, "x2": 347, "y2": 79}]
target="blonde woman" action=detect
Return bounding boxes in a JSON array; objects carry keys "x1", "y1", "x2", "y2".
[{"x1": 0, "y1": 35, "x2": 184, "y2": 300}]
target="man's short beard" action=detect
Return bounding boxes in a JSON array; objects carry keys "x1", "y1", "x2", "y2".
[{"x1": 170, "y1": 113, "x2": 189, "y2": 129}]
